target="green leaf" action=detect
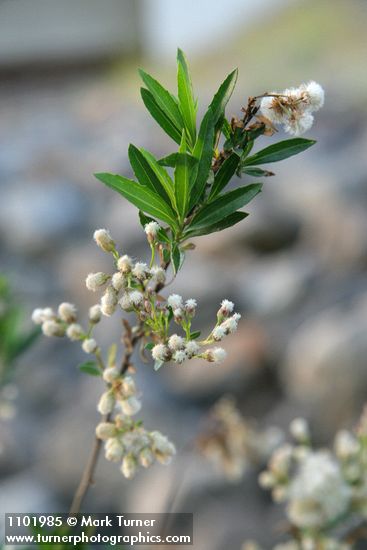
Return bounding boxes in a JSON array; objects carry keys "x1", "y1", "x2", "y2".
[
  {"x1": 244, "y1": 138, "x2": 316, "y2": 165},
  {"x1": 139, "y1": 210, "x2": 156, "y2": 227},
  {"x1": 154, "y1": 360, "x2": 164, "y2": 371},
  {"x1": 191, "y1": 183, "x2": 262, "y2": 228},
  {"x1": 242, "y1": 166, "x2": 274, "y2": 177},
  {"x1": 140, "y1": 88, "x2": 182, "y2": 144},
  {"x1": 185, "y1": 211, "x2": 248, "y2": 238},
  {"x1": 190, "y1": 331, "x2": 201, "y2": 340},
  {"x1": 139, "y1": 148, "x2": 177, "y2": 209},
  {"x1": 209, "y1": 69, "x2": 238, "y2": 125},
  {"x1": 189, "y1": 108, "x2": 215, "y2": 208},
  {"x1": 78, "y1": 361, "x2": 101, "y2": 376},
  {"x1": 128, "y1": 144, "x2": 171, "y2": 204},
  {"x1": 222, "y1": 118, "x2": 232, "y2": 140},
  {"x1": 171, "y1": 242, "x2": 185, "y2": 275},
  {"x1": 159, "y1": 153, "x2": 179, "y2": 167},
  {"x1": 209, "y1": 152, "x2": 240, "y2": 200},
  {"x1": 174, "y1": 132, "x2": 190, "y2": 219},
  {"x1": 94, "y1": 172, "x2": 178, "y2": 229},
  {"x1": 139, "y1": 69, "x2": 183, "y2": 130},
  {"x1": 145, "y1": 342, "x2": 155, "y2": 350},
  {"x1": 177, "y1": 49, "x2": 197, "y2": 146}
]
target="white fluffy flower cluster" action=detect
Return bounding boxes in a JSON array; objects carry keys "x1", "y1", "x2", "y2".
[
  {"x1": 260, "y1": 81, "x2": 324, "y2": 136},
  {"x1": 96, "y1": 368, "x2": 175, "y2": 479},
  {"x1": 150, "y1": 297, "x2": 241, "y2": 367},
  {"x1": 32, "y1": 303, "x2": 100, "y2": 355}
]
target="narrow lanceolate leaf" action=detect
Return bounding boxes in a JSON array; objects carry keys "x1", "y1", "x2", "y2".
[
  {"x1": 177, "y1": 48, "x2": 197, "y2": 146},
  {"x1": 209, "y1": 69, "x2": 238, "y2": 125},
  {"x1": 140, "y1": 88, "x2": 182, "y2": 144},
  {"x1": 242, "y1": 166, "x2": 274, "y2": 177},
  {"x1": 209, "y1": 152, "x2": 240, "y2": 200},
  {"x1": 94, "y1": 173, "x2": 178, "y2": 229},
  {"x1": 78, "y1": 361, "x2": 101, "y2": 377},
  {"x1": 139, "y1": 148, "x2": 177, "y2": 209},
  {"x1": 128, "y1": 144, "x2": 170, "y2": 204},
  {"x1": 191, "y1": 183, "x2": 262, "y2": 228},
  {"x1": 190, "y1": 108, "x2": 215, "y2": 208},
  {"x1": 174, "y1": 132, "x2": 190, "y2": 220},
  {"x1": 185, "y1": 211, "x2": 248, "y2": 238},
  {"x1": 171, "y1": 242, "x2": 185, "y2": 275},
  {"x1": 159, "y1": 152, "x2": 197, "y2": 169},
  {"x1": 244, "y1": 138, "x2": 316, "y2": 165},
  {"x1": 139, "y1": 69, "x2": 183, "y2": 130}
]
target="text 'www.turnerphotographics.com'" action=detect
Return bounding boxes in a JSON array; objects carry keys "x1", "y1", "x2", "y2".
[{"x1": 5, "y1": 513, "x2": 193, "y2": 546}]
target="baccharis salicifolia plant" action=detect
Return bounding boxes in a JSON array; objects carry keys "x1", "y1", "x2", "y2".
[{"x1": 32, "y1": 50, "x2": 324, "y2": 510}]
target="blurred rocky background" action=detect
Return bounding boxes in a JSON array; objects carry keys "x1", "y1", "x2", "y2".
[{"x1": 0, "y1": 0, "x2": 367, "y2": 548}]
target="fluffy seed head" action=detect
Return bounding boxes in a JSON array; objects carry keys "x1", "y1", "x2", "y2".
[
  {"x1": 150, "y1": 266, "x2": 166, "y2": 284},
  {"x1": 93, "y1": 228, "x2": 115, "y2": 252},
  {"x1": 212, "y1": 326, "x2": 226, "y2": 341},
  {"x1": 88, "y1": 304, "x2": 102, "y2": 323},
  {"x1": 105, "y1": 438, "x2": 124, "y2": 462},
  {"x1": 168, "y1": 334, "x2": 185, "y2": 351},
  {"x1": 121, "y1": 376, "x2": 136, "y2": 397},
  {"x1": 220, "y1": 300, "x2": 234, "y2": 315},
  {"x1": 85, "y1": 272, "x2": 108, "y2": 292},
  {"x1": 185, "y1": 340, "x2": 200, "y2": 357},
  {"x1": 82, "y1": 338, "x2": 98, "y2": 354},
  {"x1": 39, "y1": 307, "x2": 55, "y2": 322},
  {"x1": 66, "y1": 323, "x2": 84, "y2": 341},
  {"x1": 129, "y1": 290, "x2": 144, "y2": 307},
  {"x1": 132, "y1": 262, "x2": 149, "y2": 280},
  {"x1": 304, "y1": 81, "x2": 325, "y2": 111},
  {"x1": 119, "y1": 396, "x2": 141, "y2": 416},
  {"x1": 144, "y1": 221, "x2": 160, "y2": 242},
  {"x1": 111, "y1": 272, "x2": 126, "y2": 291},
  {"x1": 95, "y1": 422, "x2": 117, "y2": 440},
  {"x1": 284, "y1": 111, "x2": 314, "y2": 137},
  {"x1": 173, "y1": 350, "x2": 187, "y2": 364},
  {"x1": 42, "y1": 320, "x2": 65, "y2": 337},
  {"x1": 119, "y1": 292, "x2": 132, "y2": 311},
  {"x1": 139, "y1": 447, "x2": 155, "y2": 468},
  {"x1": 173, "y1": 308, "x2": 183, "y2": 321},
  {"x1": 150, "y1": 431, "x2": 176, "y2": 464},
  {"x1": 97, "y1": 391, "x2": 115, "y2": 415},
  {"x1": 185, "y1": 298, "x2": 197, "y2": 315},
  {"x1": 222, "y1": 317, "x2": 238, "y2": 334},
  {"x1": 205, "y1": 347, "x2": 227, "y2": 363},
  {"x1": 168, "y1": 294, "x2": 183, "y2": 310},
  {"x1": 117, "y1": 255, "x2": 132, "y2": 274},
  {"x1": 152, "y1": 343, "x2": 169, "y2": 362},
  {"x1": 101, "y1": 287, "x2": 118, "y2": 316},
  {"x1": 58, "y1": 302, "x2": 77, "y2": 323},
  {"x1": 289, "y1": 418, "x2": 310, "y2": 442},
  {"x1": 32, "y1": 308, "x2": 46, "y2": 325}
]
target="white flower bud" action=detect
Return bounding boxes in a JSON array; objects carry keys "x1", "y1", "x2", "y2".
[
  {"x1": 119, "y1": 396, "x2": 141, "y2": 416},
  {"x1": 42, "y1": 320, "x2": 65, "y2": 337},
  {"x1": 66, "y1": 323, "x2": 84, "y2": 341},
  {"x1": 152, "y1": 343, "x2": 169, "y2": 362},
  {"x1": 139, "y1": 447, "x2": 155, "y2": 468},
  {"x1": 88, "y1": 304, "x2": 102, "y2": 323},
  {"x1": 40, "y1": 307, "x2": 56, "y2": 321},
  {"x1": 144, "y1": 221, "x2": 160, "y2": 242},
  {"x1": 132, "y1": 262, "x2": 149, "y2": 280},
  {"x1": 105, "y1": 438, "x2": 124, "y2": 462},
  {"x1": 111, "y1": 272, "x2": 126, "y2": 291},
  {"x1": 121, "y1": 454, "x2": 137, "y2": 479},
  {"x1": 86, "y1": 272, "x2": 108, "y2": 292},
  {"x1": 289, "y1": 418, "x2": 310, "y2": 442},
  {"x1": 185, "y1": 340, "x2": 200, "y2": 357},
  {"x1": 93, "y1": 228, "x2": 115, "y2": 252},
  {"x1": 32, "y1": 308, "x2": 45, "y2": 325},
  {"x1": 150, "y1": 431, "x2": 176, "y2": 464},
  {"x1": 117, "y1": 255, "x2": 132, "y2": 274},
  {"x1": 95, "y1": 422, "x2": 117, "y2": 440},
  {"x1": 101, "y1": 286, "x2": 118, "y2": 316},
  {"x1": 103, "y1": 366, "x2": 120, "y2": 384},
  {"x1": 173, "y1": 350, "x2": 187, "y2": 364},
  {"x1": 150, "y1": 266, "x2": 166, "y2": 284},
  {"x1": 168, "y1": 334, "x2": 185, "y2": 351},
  {"x1": 57, "y1": 302, "x2": 77, "y2": 323},
  {"x1": 167, "y1": 294, "x2": 183, "y2": 310},
  {"x1": 82, "y1": 338, "x2": 98, "y2": 354},
  {"x1": 97, "y1": 391, "x2": 115, "y2": 414},
  {"x1": 212, "y1": 326, "x2": 226, "y2": 341},
  {"x1": 129, "y1": 290, "x2": 143, "y2": 307}
]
